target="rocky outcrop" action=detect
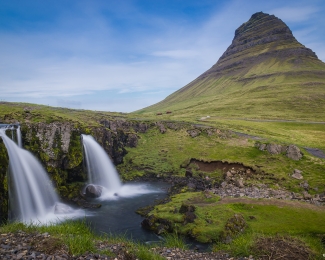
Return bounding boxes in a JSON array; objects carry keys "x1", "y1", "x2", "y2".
[
  {"x1": 255, "y1": 142, "x2": 303, "y2": 160},
  {"x1": 0, "y1": 139, "x2": 9, "y2": 223}
]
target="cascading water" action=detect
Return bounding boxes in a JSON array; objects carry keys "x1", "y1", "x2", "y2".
[
  {"x1": 0, "y1": 127, "x2": 83, "y2": 223},
  {"x1": 81, "y1": 134, "x2": 122, "y2": 194},
  {"x1": 17, "y1": 125, "x2": 22, "y2": 148}
]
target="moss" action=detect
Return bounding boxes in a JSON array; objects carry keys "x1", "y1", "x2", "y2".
[
  {"x1": 67, "y1": 130, "x2": 83, "y2": 169},
  {"x1": 0, "y1": 140, "x2": 9, "y2": 222}
]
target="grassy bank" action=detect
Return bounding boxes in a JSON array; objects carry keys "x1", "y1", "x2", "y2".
[{"x1": 0, "y1": 220, "x2": 166, "y2": 259}]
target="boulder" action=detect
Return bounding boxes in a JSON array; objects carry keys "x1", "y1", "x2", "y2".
[
  {"x1": 266, "y1": 144, "x2": 283, "y2": 154},
  {"x1": 286, "y1": 145, "x2": 303, "y2": 160},
  {"x1": 85, "y1": 184, "x2": 103, "y2": 198},
  {"x1": 291, "y1": 169, "x2": 303, "y2": 180}
]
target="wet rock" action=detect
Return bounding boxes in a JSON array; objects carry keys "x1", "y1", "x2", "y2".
[
  {"x1": 85, "y1": 184, "x2": 103, "y2": 198},
  {"x1": 141, "y1": 214, "x2": 157, "y2": 230},
  {"x1": 286, "y1": 145, "x2": 303, "y2": 160}
]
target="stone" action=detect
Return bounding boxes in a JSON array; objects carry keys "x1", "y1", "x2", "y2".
[
  {"x1": 235, "y1": 179, "x2": 244, "y2": 188},
  {"x1": 300, "y1": 181, "x2": 309, "y2": 190},
  {"x1": 291, "y1": 169, "x2": 303, "y2": 180},
  {"x1": 85, "y1": 184, "x2": 103, "y2": 198},
  {"x1": 185, "y1": 170, "x2": 193, "y2": 178},
  {"x1": 184, "y1": 211, "x2": 197, "y2": 224},
  {"x1": 303, "y1": 191, "x2": 312, "y2": 200},
  {"x1": 286, "y1": 145, "x2": 303, "y2": 160},
  {"x1": 258, "y1": 143, "x2": 267, "y2": 151},
  {"x1": 266, "y1": 143, "x2": 283, "y2": 154},
  {"x1": 187, "y1": 129, "x2": 201, "y2": 138}
]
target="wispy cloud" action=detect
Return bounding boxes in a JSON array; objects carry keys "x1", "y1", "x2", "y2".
[
  {"x1": 269, "y1": 6, "x2": 318, "y2": 22},
  {"x1": 0, "y1": 0, "x2": 324, "y2": 112}
]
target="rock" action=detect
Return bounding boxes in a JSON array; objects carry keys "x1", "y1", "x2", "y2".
[
  {"x1": 303, "y1": 191, "x2": 312, "y2": 200},
  {"x1": 141, "y1": 215, "x2": 157, "y2": 230},
  {"x1": 286, "y1": 145, "x2": 303, "y2": 160},
  {"x1": 185, "y1": 170, "x2": 193, "y2": 178},
  {"x1": 235, "y1": 179, "x2": 244, "y2": 188},
  {"x1": 187, "y1": 182, "x2": 196, "y2": 191},
  {"x1": 300, "y1": 181, "x2": 309, "y2": 190},
  {"x1": 126, "y1": 134, "x2": 138, "y2": 147},
  {"x1": 85, "y1": 184, "x2": 103, "y2": 198},
  {"x1": 258, "y1": 143, "x2": 267, "y2": 151},
  {"x1": 266, "y1": 143, "x2": 283, "y2": 154},
  {"x1": 291, "y1": 169, "x2": 303, "y2": 180},
  {"x1": 156, "y1": 122, "x2": 166, "y2": 134},
  {"x1": 184, "y1": 211, "x2": 197, "y2": 224},
  {"x1": 179, "y1": 204, "x2": 195, "y2": 213},
  {"x1": 224, "y1": 171, "x2": 232, "y2": 179},
  {"x1": 186, "y1": 129, "x2": 201, "y2": 138}
]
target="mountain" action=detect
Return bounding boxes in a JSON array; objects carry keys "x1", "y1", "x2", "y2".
[{"x1": 138, "y1": 12, "x2": 325, "y2": 120}]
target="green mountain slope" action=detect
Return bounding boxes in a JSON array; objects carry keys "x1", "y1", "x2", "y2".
[{"x1": 138, "y1": 12, "x2": 325, "y2": 120}]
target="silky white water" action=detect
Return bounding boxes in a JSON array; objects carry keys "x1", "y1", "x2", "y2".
[
  {"x1": 81, "y1": 134, "x2": 122, "y2": 196},
  {"x1": 0, "y1": 128, "x2": 83, "y2": 223},
  {"x1": 17, "y1": 125, "x2": 22, "y2": 148}
]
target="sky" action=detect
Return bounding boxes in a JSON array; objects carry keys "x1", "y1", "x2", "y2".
[{"x1": 1, "y1": 0, "x2": 324, "y2": 112}]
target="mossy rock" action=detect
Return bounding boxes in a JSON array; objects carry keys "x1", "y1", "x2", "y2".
[{"x1": 220, "y1": 214, "x2": 247, "y2": 243}]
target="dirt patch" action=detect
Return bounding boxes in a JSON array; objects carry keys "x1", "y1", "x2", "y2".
[
  {"x1": 33, "y1": 236, "x2": 66, "y2": 255},
  {"x1": 252, "y1": 236, "x2": 313, "y2": 260},
  {"x1": 189, "y1": 159, "x2": 255, "y2": 173}
]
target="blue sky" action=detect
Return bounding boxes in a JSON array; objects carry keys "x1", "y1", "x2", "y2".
[{"x1": 1, "y1": 0, "x2": 324, "y2": 112}]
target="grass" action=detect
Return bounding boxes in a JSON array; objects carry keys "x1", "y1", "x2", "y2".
[
  {"x1": 0, "y1": 220, "x2": 165, "y2": 259},
  {"x1": 118, "y1": 125, "x2": 325, "y2": 192},
  {"x1": 149, "y1": 191, "x2": 325, "y2": 258}
]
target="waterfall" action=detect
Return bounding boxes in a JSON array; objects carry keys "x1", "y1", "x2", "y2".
[
  {"x1": 81, "y1": 134, "x2": 122, "y2": 194},
  {"x1": 17, "y1": 125, "x2": 22, "y2": 148},
  {"x1": 0, "y1": 128, "x2": 81, "y2": 223}
]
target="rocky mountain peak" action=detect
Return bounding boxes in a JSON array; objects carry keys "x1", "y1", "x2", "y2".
[{"x1": 203, "y1": 12, "x2": 318, "y2": 78}]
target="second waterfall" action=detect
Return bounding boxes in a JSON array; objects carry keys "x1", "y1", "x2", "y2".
[{"x1": 81, "y1": 134, "x2": 122, "y2": 197}]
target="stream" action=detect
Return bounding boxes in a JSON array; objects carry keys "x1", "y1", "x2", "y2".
[{"x1": 84, "y1": 181, "x2": 170, "y2": 242}]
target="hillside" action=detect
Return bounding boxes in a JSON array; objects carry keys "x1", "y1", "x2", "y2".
[{"x1": 138, "y1": 12, "x2": 325, "y2": 121}]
